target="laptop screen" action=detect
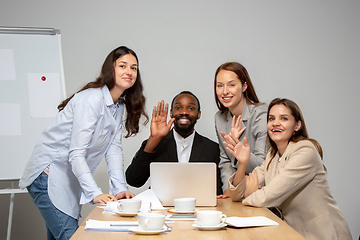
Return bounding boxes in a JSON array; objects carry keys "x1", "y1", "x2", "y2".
[{"x1": 150, "y1": 162, "x2": 217, "y2": 207}]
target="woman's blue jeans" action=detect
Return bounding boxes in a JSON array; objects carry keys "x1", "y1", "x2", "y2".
[{"x1": 27, "y1": 172, "x2": 78, "y2": 240}]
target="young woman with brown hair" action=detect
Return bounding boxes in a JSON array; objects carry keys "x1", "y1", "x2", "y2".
[
  {"x1": 19, "y1": 46, "x2": 148, "y2": 240},
  {"x1": 223, "y1": 98, "x2": 352, "y2": 239}
]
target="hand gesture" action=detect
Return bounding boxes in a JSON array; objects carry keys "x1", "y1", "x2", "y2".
[
  {"x1": 244, "y1": 172, "x2": 259, "y2": 198},
  {"x1": 229, "y1": 115, "x2": 246, "y2": 140},
  {"x1": 93, "y1": 194, "x2": 117, "y2": 204},
  {"x1": 150, "y1": 100, "x2": 175, "y2": 139},
  {"x1": 221, "y1": 133, "x2": 251, "y2": 165},
  {"x1": 216, "y1": 189, "x2": 230, "y2": 199},
  {"x1": 115, "y1": 190, "x2": 135, "y2": 200}
]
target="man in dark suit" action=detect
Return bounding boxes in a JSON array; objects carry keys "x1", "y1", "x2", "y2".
[{"x1": 126, "y1": 91, "x2": 224, "y2": 195}]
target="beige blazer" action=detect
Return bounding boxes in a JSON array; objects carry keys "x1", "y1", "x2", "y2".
[
  {"x1": 229, "y1": 140, "x2": 352, "y2": 240},
  {"x1": 215, "y1": 102, "x2": 268, "y2": 191}
]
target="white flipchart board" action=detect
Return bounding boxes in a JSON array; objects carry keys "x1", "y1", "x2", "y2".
[{"x1": 0, "y1": 27, "x2": 66, "y2": 181}]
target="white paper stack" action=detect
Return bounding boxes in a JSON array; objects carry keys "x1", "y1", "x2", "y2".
[
  {"x1": 85, "y1": 219, "x2": 138, "y2": 231},
  {"x1": 225, "y1": 216, "x2": 279, "y2": 228},
  {"x1": 100, "y1": 201, "x2": 118, "y2": 213},
  {"x1": 98, "y1": 189, "x2": 166, "y2": 214}
]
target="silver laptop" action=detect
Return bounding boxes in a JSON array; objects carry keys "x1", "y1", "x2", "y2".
[{"x1": 150, "y1": 162, "x2": 217, "y2": 207}]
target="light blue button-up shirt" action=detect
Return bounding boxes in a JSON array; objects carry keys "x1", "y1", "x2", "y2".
[{"x1": 19, "y1": 86, "x2": 128, "y2": 219}]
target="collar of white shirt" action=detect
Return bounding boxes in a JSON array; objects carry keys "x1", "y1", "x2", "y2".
[{"x1": 173, "y1": 129, "x2": 195, "y2": 163}]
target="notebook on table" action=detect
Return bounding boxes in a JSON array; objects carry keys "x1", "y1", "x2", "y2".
[{"x1": 150, "y1": 162, "x2": 217, "y2": 207}]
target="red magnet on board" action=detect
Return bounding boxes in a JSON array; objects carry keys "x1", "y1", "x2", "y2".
[{"x1": 41, "y1": 76, "x2": 46, "y2": 81}]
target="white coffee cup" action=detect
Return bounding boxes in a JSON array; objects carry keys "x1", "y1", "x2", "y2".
[
  {"x1": 137, "y1": 213, "x2": 165, "y2": 231},
  {"x1": 173, "y1": 198, "x2": 196, "y2": 211},
  {"x1": 117, "y1": 198, "x2": 141, "y2": 213},
  {"x1": 196, "y1": 210, "x2": 227, "y2": 226}
]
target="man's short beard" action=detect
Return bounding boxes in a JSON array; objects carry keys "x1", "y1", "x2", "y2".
[{"x1": 173, "y1": 116, "x2": 197, "y2": 136}]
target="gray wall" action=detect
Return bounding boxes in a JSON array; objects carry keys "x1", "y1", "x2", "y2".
[{"x1": 1, "y1": 1, "x2": 359, "y2": 239}]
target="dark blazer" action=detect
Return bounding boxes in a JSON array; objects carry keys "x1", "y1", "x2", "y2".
[{"x1": 126, "y1": 130, "x2": 223, "y2": 195}]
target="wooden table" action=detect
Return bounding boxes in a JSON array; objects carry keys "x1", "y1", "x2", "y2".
[{"x1": 71, "y1": 198, "x2": 305, "y2": 240}]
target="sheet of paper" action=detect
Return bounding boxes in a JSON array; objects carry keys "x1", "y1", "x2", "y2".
[
  {"x1": 0, "y1": 49, "x2": 16, "y2": 80},
  {"x1": 100, "y1": 201, "x2": 119, "y2": 213},
  {"x1": 133, "y1": 189, "x2": 166, "y2": 210},
  {"x1": 0, "y1": 103, "x2": 21, "y2": 135},
  {"x1": 27, "y1": 73, "x2": 61, "y2": 118},
  {"x1": 85, "y1": 219, "x2": 138, "y2": 232},
  {"x1": 100, "y1": 199, "x2": 153, "y2": 215},
  {"x1": 225, "y1": 216, "x2": 279, "y2": 228},
  {"x1": 98, "y1": 189, "x2": 165, "y2": 215}
]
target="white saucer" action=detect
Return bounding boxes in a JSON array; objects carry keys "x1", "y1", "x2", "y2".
[
  {"x1": 129, "y1": 226, "x2": 167, "y2": 235},
  {"x1": 113, "y1": 210, "x2": 138, "y2": 217},
  {"x1": 169, "y1": 209, "x2": 198, "y2": 214},
  {"x1": 192, "y1": 223, "x2": 227, "y2": 231}
]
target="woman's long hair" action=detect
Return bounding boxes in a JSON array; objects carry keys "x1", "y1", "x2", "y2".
[
  {"x1": 214, "y1": 62, "x2": 261, "y2": 114},
  {"x1": 57, "y1": 46, "x2": 148, "y2": 138},
  {"x1": 267, "y1": 98, "x2": 323, "y2": 163}
]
